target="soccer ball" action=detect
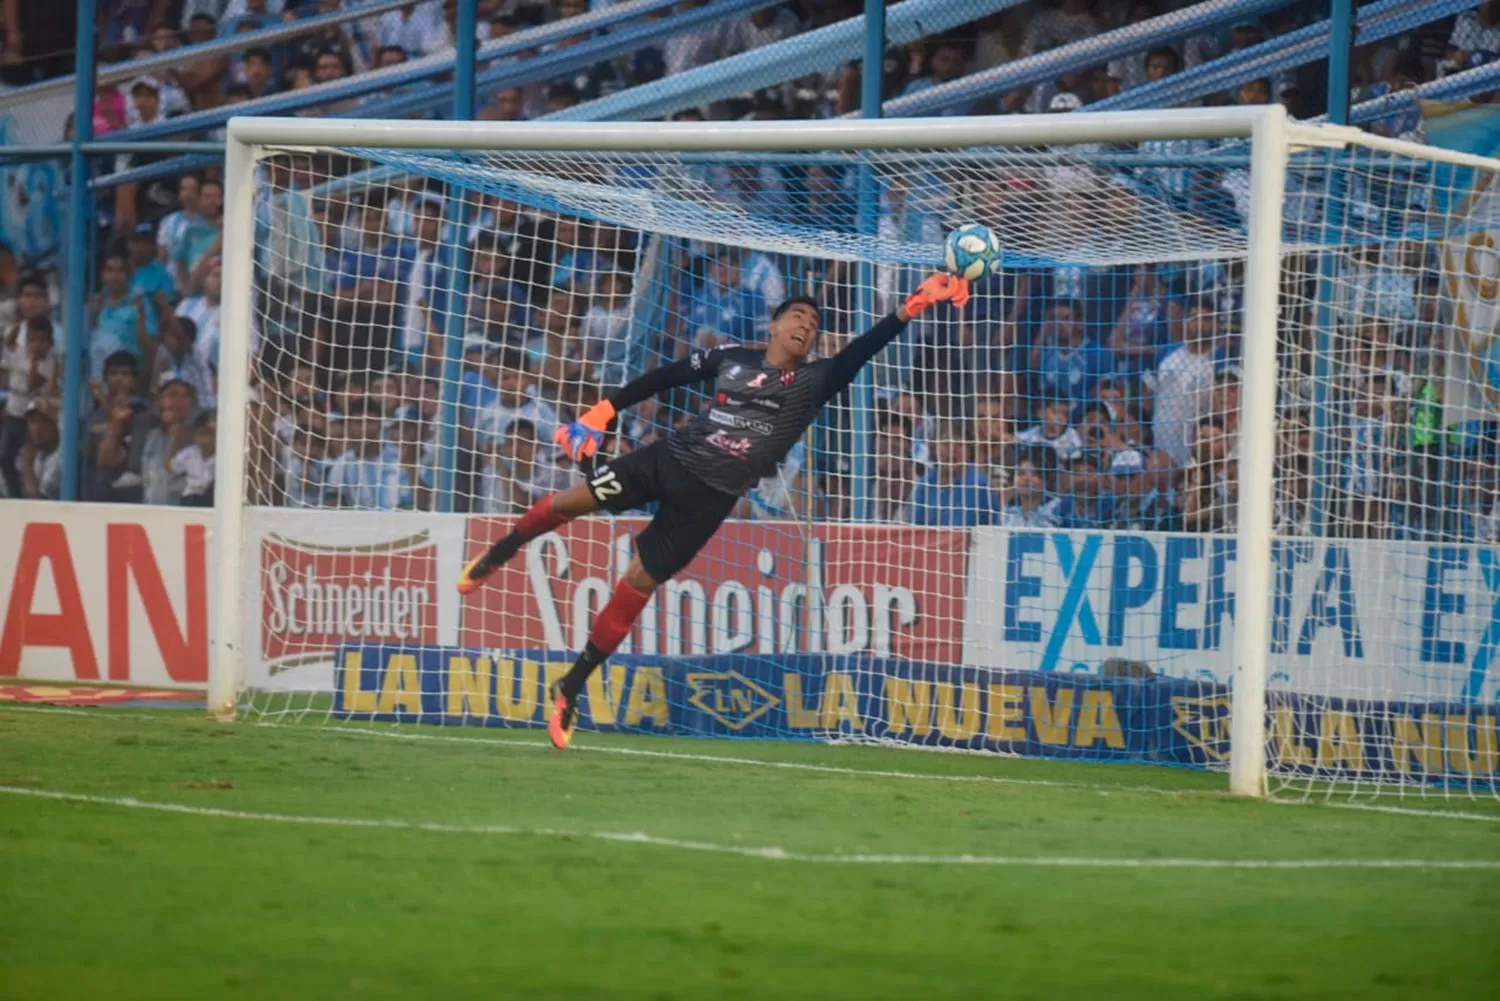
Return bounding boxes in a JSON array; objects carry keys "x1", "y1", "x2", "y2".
[{"x1": 943, "y1": 224, "x2": 1001, "y2": 281}]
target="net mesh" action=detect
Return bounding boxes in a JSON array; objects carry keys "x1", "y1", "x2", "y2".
[{"x1": 233, "y1": 128, "x2": 1500, "y2": 799}]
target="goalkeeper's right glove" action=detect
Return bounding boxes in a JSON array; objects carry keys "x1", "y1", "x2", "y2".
[
  {"x1": 903, "y1": 272, "x2": 971, "y2": 317},
  {"x1": 555, "y1": 399, "x2": 616, "y2": 462}
]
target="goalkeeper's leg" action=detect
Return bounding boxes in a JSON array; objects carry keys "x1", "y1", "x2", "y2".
[
  {"x1": 547, "y1": 452, "x2": 739, "y2": 749},
  {"x1": 456, "y1": 481, "x2": 600, "y2": 595}
]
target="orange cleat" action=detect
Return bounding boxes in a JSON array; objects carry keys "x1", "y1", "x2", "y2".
[
  {"x1": 456, "y1": 554, "x2": 495, "y2": 596},
  {"x1": 547, "y1": 680, "x2": 577, "y2": 750}
]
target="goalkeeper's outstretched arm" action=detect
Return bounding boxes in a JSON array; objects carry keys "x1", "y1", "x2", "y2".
[
  {"x1": 818, "y1": 272, "x2": 970, "y2": 406},
  {"x1": 556, "y1": 348, "x2": 725, "y2": 460}
]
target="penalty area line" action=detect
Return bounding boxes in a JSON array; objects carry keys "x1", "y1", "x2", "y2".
[{"x1": 3, "y1": 784, "x2": 1497, "y2": 871}]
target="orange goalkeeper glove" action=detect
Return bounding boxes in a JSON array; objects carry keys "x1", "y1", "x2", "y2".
[
  {"x1": 903, "y1": 272, "x2": 971, "y2": 317},
  {"x1": 555, "y1": 399, "x2": 616, "y2": 462}
]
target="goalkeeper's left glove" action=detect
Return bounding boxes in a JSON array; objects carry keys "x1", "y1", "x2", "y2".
[
  {"x1": 903, "y1": 272, "x2": 971, "y2": 317},
  {"x1": 555, "y1": 399, "x2": 616, "y2": 462}
]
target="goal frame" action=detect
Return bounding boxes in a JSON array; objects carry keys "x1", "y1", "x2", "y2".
[{"x1": 211, "y1": 107, "x2": 1291, "y2": 797}]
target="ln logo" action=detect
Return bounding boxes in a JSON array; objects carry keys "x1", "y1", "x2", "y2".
[{"x1": 685, "y1": 670, "x2": 780, "y2": 731}]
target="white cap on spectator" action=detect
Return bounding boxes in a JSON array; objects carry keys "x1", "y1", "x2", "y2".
[
  {"x1": 462, "y1": 332, "x2": 494, "y2": 353},
  {"x1": 131, "y1": 75, "x2": 163, "y2": 93},
  {"x1": 1049, "y1": 92, "x2": 1083, "y2": 113}
]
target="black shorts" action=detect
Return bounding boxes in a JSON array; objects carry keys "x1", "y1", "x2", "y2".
[{"x1": 586, "y1": 440, "x2": 739, "y2": 583}]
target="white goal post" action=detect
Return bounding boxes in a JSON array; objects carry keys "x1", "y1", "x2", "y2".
[{"x1": 210, "y1": 107, "x2": 1500, "y2": 800}]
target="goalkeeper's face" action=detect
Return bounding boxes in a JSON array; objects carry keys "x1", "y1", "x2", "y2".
[{"x1": 769, "y1": 302, "x2": 820, "y2": 361}]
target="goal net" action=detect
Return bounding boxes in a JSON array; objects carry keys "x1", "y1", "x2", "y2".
[{"x1": 212, "y1": 111, "x2": 1500, "y2": 799}]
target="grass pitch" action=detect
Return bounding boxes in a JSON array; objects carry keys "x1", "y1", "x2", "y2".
[{"x1": 1, "y1": 707, "x2": 1498, "y2": 1001}]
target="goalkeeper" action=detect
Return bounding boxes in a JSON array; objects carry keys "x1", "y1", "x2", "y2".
[{"x1": 457, "y1": 271, "x2": 970, "y2": 749}]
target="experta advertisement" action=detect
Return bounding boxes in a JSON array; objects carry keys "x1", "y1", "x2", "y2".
[
  {"x1": 0, "y1": 502, "x2": 212, "y2": 687},
  {"x1": 963, "y1": 529, "x2": 1500, "y2": 706}
]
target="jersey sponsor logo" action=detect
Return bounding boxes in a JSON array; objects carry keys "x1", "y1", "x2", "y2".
[
  {"x1": 746, "y1": 372, "x2": 769, "y2": 389},
  {"x1": 261, "y1": 532, "x2": 438, "y2": 672},
  {"x1": 707, "y1": 408, "x2": 773, "y2": 435},
  {"x1": 705, "y1": 429, "x2": 753, "y2": 460}
]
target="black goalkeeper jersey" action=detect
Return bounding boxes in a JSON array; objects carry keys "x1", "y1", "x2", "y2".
[{"x1": 606, "y1": 312, "x2": 909, "y2": 496}]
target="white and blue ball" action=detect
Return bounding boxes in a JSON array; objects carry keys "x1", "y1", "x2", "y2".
[{"x1": 943, "y1": 223, "x2": 1002, "y2": 281}]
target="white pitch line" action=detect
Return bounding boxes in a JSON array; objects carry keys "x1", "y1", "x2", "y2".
[
  {"x1": 7, "y1": 705, "x2": 1500, "y2": 825},
  {"x1": 4, "y1": 785, "x2": 1497, "y2": 870},
  {"x1": 266, "y1": 721, "x2": 1206, "y2": 796},
  {"x1": 1326, "y1": 802, "x2": 1500, "y2": 824}
]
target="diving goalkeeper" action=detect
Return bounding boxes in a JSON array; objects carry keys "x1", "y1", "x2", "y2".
[{"x1": 456, "y1": 270, "x2": 971, "y2": 749}]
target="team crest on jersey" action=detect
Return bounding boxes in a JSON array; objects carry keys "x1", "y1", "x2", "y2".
[{"x1": 780, "y1": 370, "x2": 796, "y2": 386}]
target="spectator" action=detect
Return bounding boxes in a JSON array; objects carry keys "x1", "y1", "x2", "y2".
[
  {"x1": 480, "y1": 86, "x2": 526, "y2": 121},
  {"x1": 1449, "y1": 1, "x2": 1500, "y2": 67},
  {"x1": 1150, "y1": 298, "x2": 1219, "y2": 468},
  {"x1": 324, "y1": 397, "x2": 411, "y2": 509},
  {"x1": 151, "y1": 312, "x2": 216, "y2": 407},
  {"x1": 4, "y1": 271, "x2": 54, "y2": 349},
  {"x1": 97, "y1": 374, "x2": 199, "y2": 505},
  {"x1": 909, "y1": 423, "x2": 997, "y2": 527},
  {"x1": 157, "y1": 176, "x2": 202, "y2": 272},
  {"x1": 10, "y1": 396, "x2": 60, "y2": 499},
  {"x1": 1336, "y1": 371, "x2": 1398, "y2": 538},
  {"x1": 376, "y1": 1, "x2": 444, "y2": 58},
  {"x1": 659, "y1": 1, "x2": 723, "y2": 77},
  {"x1": 467, "y1": 232, "x2": 531, "y2": 343},
  {"x1": 872, "y1": 412, "x2": 919, "y2": 523},
  {"x1": 685, "y1": 248, "x2": 768, "y2": 347},
  {"x1": 997, "y1": 446, "x2": 1063, "y2": 528},
  {"x1": 1180, "y1": 416, "x2": 1231, "y2": 532},
  {"x1": 473, "y1": 347, "x2": 559, "y2": 450},
  {"x1": 478, "y1": 417, "x2": 571, "y2": 514},
  {"x1": 1106, "y1": 2, "x2": 1162, "y2": 89},
  {"x1": 112, "y1": 79, "x2": 181, "y2": 234},
  {"x1": 142, "y1": 26, "x2": 195, "y2": 116},
  {"x1": 177, "y1": 177, "x2": 224, "y2": 296},
  {"x1": 376, "y1": 44, "x2": 409, "y2": 69},
  {"x1": 1357, "y1": 52, "x2": 1426, "y2": 142},
  {"x1": 86, "y1": 350, "x2": 146, "y2": 500},
  {"x1": 1015, "y1": 397, "x2": 1082, "y2": 462},
  {"x1": 331, "y1": 199, "x2": 416, "y2": 303},
  {"x1": 0, "y1": 0, "x2": 76, "y2": 85},
  {"x1": 178, "y1": 14, "x2": 230, "y2": 109},
  {"x1": 241, "y1": 46, "x2": 277, "y2": 99},
  {"x1": 901, "y1": 40, "x2": 972, "y2": 115},
  {"x1": 546, "y1": 81, "x2": 583, "y2": 114},
  {"x1": 1022, "y1": 0, "x2": 1100, "y2": 56},
  {"x1": 1, "y1": 316, "x2": 58, "y2": 498},
  {"x1": 173, "y1": 411, "x2": 217, "y2": 507},
  {"x1": 528, "y1": 287, "x2": 591, "y2": 396},
  {"x1": 1031, "y1": 300, "x2": 1114, "y2": 407},
  {"x1": 1109, "y1": 264, "x2": 1180, "y2": 383},
  {"x1": 90, "y1": 249, "x2": 154, "y2": 378},
  {"x1": 726, "y1": 4, "x2": 801, "y2": 55},
  {"x1": 398, "y1": 194, "x2": 445, "y2": 364},
  {"x1": 292, "y1": 0, "x2": 366, "y2": 75},
  {"x1": 580, "y1": 269, "x2": 633, "y2": 389},
  {"x1": 176, "y1": 256, "x2": 223, "y2": 373},
  {"x1": 1236, "y1": 77, "x2": 1271, "y2": 106},
  {"x1": 128, "y1": 223, "x2": 177, "y2": 305}
]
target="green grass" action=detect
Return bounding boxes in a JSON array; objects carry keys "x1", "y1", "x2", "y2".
[{"x1": 1, "y1": 707, "x2": 1498, "y2": 1000}]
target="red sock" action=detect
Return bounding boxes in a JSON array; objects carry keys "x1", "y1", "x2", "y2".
[
  {"x1": 514, "y1": 494, "x2": 566, "y2": 541},
  {"x1": 588, "y1": 580, "x2": 651, "y2": 656}
]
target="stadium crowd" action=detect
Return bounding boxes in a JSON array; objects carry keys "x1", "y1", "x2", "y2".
[{"x1": 2, "y1": 0, "x2": 1498, "y2": 542}]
